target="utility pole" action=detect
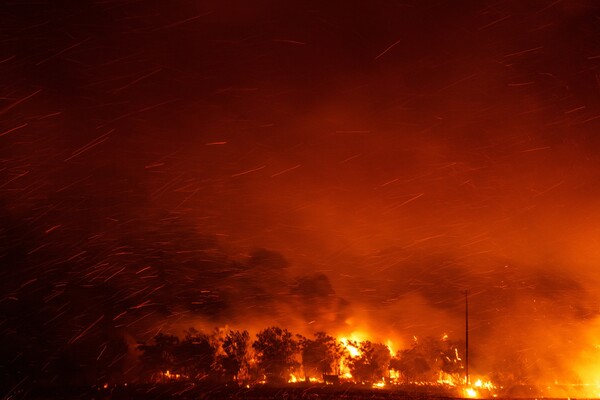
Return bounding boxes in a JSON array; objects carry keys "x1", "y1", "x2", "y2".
[{"x1": 464, "y1": 290, "x2": 469, "y2": 386}]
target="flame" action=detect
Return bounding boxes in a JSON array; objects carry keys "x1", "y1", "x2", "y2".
[
  {"x1": 473, "y1": 378, "x2": 495, "y2": 390},
  {"x1": 145, "y1": 329, "x2": 501, "y2": 396},
  {"x1": 334, "y1": 331, "x2": 499, "y2": 395},
  {"x1": 158, "y1": 370, "x2": 186, "y2": 381},
  {"x1": 460, "y1": 378, "x2": 497, "y2": 398},
  {"x1": 338, "y1": 331, "x2": 367, "y2": 379},
  {"x1": 455, "y1": 347, "x2": 462, "y2": 361},
  {"x1": 339, "y1": 337, "x2": 361, "y2": 358}
]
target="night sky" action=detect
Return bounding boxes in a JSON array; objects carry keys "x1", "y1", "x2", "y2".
[{"x1": 2, "y1": 0, "x2": 600, "y2": 390}]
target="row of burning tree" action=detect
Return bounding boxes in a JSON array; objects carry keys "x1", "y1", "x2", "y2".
[{"x1": 137, "y1": 326, "x2": 469, "y2": 387}]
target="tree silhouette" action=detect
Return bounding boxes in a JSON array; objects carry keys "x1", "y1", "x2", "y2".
[
  {"x1": 390, "y1": 347, "x2": 432, "y2": 383},
  {"x1": 220, "y1": 329, "x2": 250, "y2": 382},
  {"x1": 174, "y1": 328, "x2": 216, "y2": 380},
  {"x1": 137, "y1": 333, "x2": 180, "y2": 380},
  {"x1": 252, "y1": 326, "x2": 299, "y2": 383},
  {"x1": 299, "y1": 332, "x2": 343, "y2": 380}
]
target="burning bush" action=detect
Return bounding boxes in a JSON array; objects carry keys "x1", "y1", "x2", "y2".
[{"x1": 346, "y1": 341, "x2": 392, "y2": 384}]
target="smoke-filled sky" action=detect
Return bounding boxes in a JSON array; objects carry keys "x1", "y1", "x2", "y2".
[{"x1": 2, "y1": 0, "x2": 600, "y2": 388}]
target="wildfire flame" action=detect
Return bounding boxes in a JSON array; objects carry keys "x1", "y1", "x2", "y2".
[
  {"x1": 158, "y1": 370, "x2": 186, "y2": 381},
  {"x1": 147, "y1": 328, "x2": 502, "y2": 396}
]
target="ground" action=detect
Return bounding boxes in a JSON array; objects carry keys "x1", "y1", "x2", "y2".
[{"x1": 10, "y1": 382, "x2": 550, "y2": 400}]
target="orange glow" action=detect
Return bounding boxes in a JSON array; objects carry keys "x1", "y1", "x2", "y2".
[
  {"x1": 6, "y1": 2, "x2": 600, "y2": 394},
  {"x1": 339, "y1": 337, "x2": 361, "y2": 358}
]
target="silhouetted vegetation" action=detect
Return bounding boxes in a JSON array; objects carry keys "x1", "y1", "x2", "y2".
[
  {"x1": 299, "y1": 332, "x2": 344, "y2": 380},
  {"x1": 220, "y1": 330, "x2": 251, "y2": 382},
  {"x1": 390, "y1": 336, "x2": 465, "y2": 383},
  {"x1": 252, "y1": 326, "x2": 299, "y2": 383},
  {"x1": 136, "y1": 326, "x2": 466, "y2": 387}
]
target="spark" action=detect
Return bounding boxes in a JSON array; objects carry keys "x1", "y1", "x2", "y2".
[
  {"x1": 37, "y1": 111, "x2": 63, "y2": 120},
  {"x1": 96, "y1": 345, "x2": 107, "y2": 360},
  {"x1": 388, "y1": 192, "x2": 425, "y2": 210},
  {"x1": 271, "y1": 164, "x2": 301, "y2": 177},
  {"x1": 577, "y1": 114, "x2": 600, "y2": 124},
  {"x1": 44, "y1": 225, "x2": 61, "y2": 234},
  {"x1": 0, "y1": 89, "x2": 42, "y2": 116},
  {"x1": 521, "y1": 146, "x2": 551, "y2": 152},
  {"x1": 113, "y1": 311, "x2": 127, "y2": 321},
  {"x1": 114, "y1": 68, "x2": 163, "y2": 93},
  {"x1": 0, "y1": 170, "x2": 29, "y2": 189},
  {"x1": 504, "y1": 46, "x2": 544, "y2": 57},
  {"x1": 69, "y1": 315, "x2": 105, "y2": 344},
  {"x1": 129, "y1": 300, "x2": 153, "y2": 310},
  {"x1": 158, "y1": 12, "x2": 213, "y2": 30},
  {"x1": 0, "y1": 123, "x2": 28, "y2": 138},
  {"x1": 477, "y1": 15, "x2": 510, "y2": 31},
  {"x1": 104, "y1": 267, "x2": 126, "y2": 282},
  {"x1": 340, "y1": 154, "x2": 361, "y2": 163},
  {"x1": 380, "y1": 178, "x2": 399, "y2": 187},
  {"x1": 335, "y1": 130, "x2": 371, "y2": 133},
  {"x1": 64, "y1": 130, "x2": 113, "y2": 162},
  {"x1": 272, "y1": 39, "x2": 307, "y2": 45},
  {"x1": 532, "y1": 181, "x2": 564, "y2": 198},
  {"x1": 564, "y1": 106, "x2": 585, "y2": 114},
  {"x1": 138, "y1": 99, "x2": 179, "y2": 112},
  {"x1": 36, "y1": 38, "x2": 90, "y2": 65},
  {"x1": 508, "y1": 82, "x2": 535, "y2": 86},
  {"x1": 375, "y1": 39, "x2": 402, "y2": 60},
  {"x1": 0, "y1": 55, "x2": 15, "y2": 64},
  {"x1": 231, "y1": 165, "x2": 266, "y2": 177},
  {"x1": 145, "y1": 162, "x2": 165, "y2": 169},
  {"x1": 403, "y1": 234, "x2": 446, "y2": 248},
  {"x1": 136, "y1": 266, "x2": 152, "y2": 274}
]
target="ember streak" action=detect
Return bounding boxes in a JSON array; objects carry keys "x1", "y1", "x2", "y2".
[{"x1": 2, "y1": 1, "x2": 600, "y2": 398}]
